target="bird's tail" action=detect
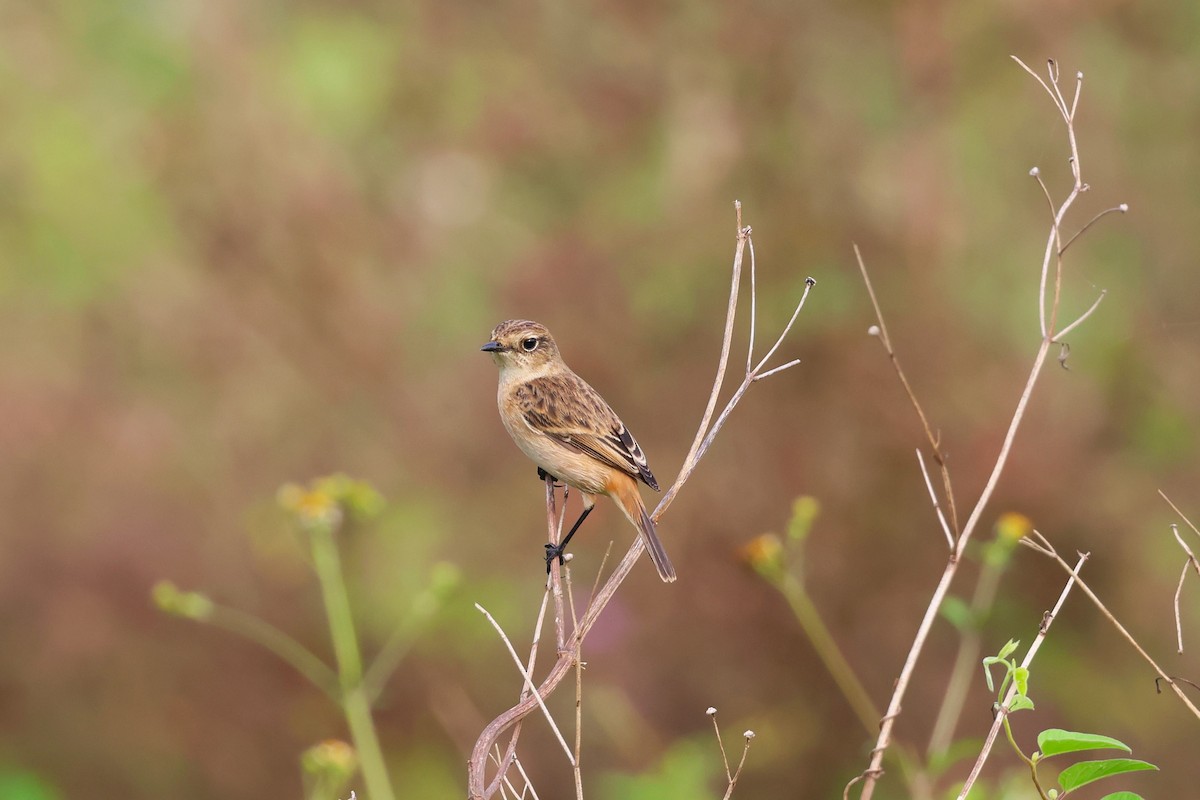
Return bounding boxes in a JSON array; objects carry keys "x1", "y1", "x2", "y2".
[{"x1": 613, "y1": 480, "x2": 677, "y2": 583}]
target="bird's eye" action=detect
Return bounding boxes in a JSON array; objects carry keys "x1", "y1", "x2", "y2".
[{"x1": 521, "y1": 337, "x2": 539, "y2": 352}]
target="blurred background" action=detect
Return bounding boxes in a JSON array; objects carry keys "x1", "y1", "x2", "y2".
[{"x1": 2, "y1": 0, "x2": 1198, "y2": 797}]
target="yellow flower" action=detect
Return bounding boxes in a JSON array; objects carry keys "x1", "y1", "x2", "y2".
[
  {"x1": 301, "y1": 739, "x2": 358, "y2": 780},
  {"x1": 996, "y1": 512, "x2": 1033, "y2": 542},
  {"x1": 740, "y1": 533, "x2": 785, "y2": 581}
]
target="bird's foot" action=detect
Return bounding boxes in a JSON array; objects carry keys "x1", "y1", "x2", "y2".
[{"x1": 544, "y1": 542, "x2": 568, "y2": 573}]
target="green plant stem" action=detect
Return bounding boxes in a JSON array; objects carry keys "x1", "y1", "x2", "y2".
[
  {"x1": 778, "y1": 573, "x2": 879, "y2": 735},
  {"x1": 363, "y1": 586, "x2": 440, "y2": 704},
  {"x1": 1001, "y1": 715, "x2": 1049, "y2": 800},
  {"x1": 928, "y1": 555, "x2": 1007, "y2": 759},
  {"x1": 310, "y1": 523, "x2": 396, "y2": 800},
  {"x1": 205, "y1": 604, "x2": 340, "y2": 701}
]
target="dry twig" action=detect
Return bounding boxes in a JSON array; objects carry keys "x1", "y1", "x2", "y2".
[
  {"x1": 956, "y1": 551, "x2": 1088, "y2": 799},
  {"x1": 1022, "y1": 530, "x2": 1200, "y2": 721},
  {"x1": 468, "y1": 202, "x2": 813, "y2": 798},
  {"x1": 852, "y1": 58, "x2": 1124, "y2": 800},
  {"x1": 1160, "y1": 491, "x2": 1200, "y2": 653}
]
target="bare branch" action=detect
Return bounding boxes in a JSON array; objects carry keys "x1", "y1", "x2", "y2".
[
  {"x1": 916, "y1": 449, "x2": 955, "y2": 550},
  {"x1": 1023, "y1": 531, "x2": 1200, "y2": 721},
  {"x1": 722, "y1": 731, "x2": 756, "y2": 800},
  {"x1": 678, "y1": 201, "x2": 749, "y2": 485},
  {"x1": 1029, "y1": 167, "x2": 1056, "y2": 338},
  {"x1": 708, "y1": 707, "x2": 732, "y2": 781},
  {"x1": 957, "y1": 551, "x2": 1088, "y2": 799},
  {"x1": 750, "y1": 277, "x2": 816, "y2": 376},
  {"x1": 469, "y1": 202, "x2": 815, "y2": 799},
  {"x1": 1172, "y1": 525, "x2": 1200, "y2": 654},
  {"x1": 1059, "y1": 204, "x2": 1129, "y2": 256},
  {"x1": 753, "y1": 358, "x2": 802, "y2": 381},
  {"x1": 1052, "y1": 290, "x2": 1107, "y2": 342},
  {"x1": 1010, "y1": 55, "x2": 1068, "y2": 119},
  {"x1": 855, "y1": 55, "x2": 1114, "y2": 799},
  {"x1": 1160, "y1": 489, "x2": 1200, "y2": 537},
  {"x1": 854, "y1": 243, "x2": 960, "y2": 535},
  {"x1": 747, "y1": 236, "x2": 757, "y2": 374},
  {"x1": 476, "y1": 602, "x2": 575, "y2": 764}
]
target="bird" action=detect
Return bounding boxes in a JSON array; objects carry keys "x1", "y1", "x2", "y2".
[{"x1": 481, "y1": 319, "x2": 676, "y2": 582}]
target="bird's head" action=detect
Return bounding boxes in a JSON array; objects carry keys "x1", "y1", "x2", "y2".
[{"x1": 481, "y1": 320, "x2": 562, "y2": 374}]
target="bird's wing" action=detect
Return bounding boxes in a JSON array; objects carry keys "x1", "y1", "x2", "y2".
[{"x1": 516, "y1": 373, "x2": 660, "y2": 491}]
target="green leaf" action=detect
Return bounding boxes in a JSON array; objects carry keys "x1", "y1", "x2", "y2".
[
  {"x1": 1013, "y1": 666, "x2": 1029, "y2": 697},
  {"x1": 997, "y1": 639, "x2": 1020, "y2": 660},
  {"x1": 1099, "y1": 793, "x2": 1145, "y2": 800},
  {"x1": 940, "y1": 596, "x2": 974, "y2": 631},
  {"x1": 981, "y1": 658, "x2": 1001, "y2": 693},
  {"x1": 1009, "y1": 695, "x2": 1035, "y2": 712},
  {"x1": 1037, "y1": 729, "x2": 1132, "y2": 758},
  {"x1": 1058, "y1": 759, "x2": 1157, "y2": 792}
]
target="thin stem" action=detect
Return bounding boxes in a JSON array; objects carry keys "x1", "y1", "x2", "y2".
[
  {"x1": 1011, "y1": 56, "x2": 1069, "y2": 121},
  {"x1": 1051, "y1": 290, "x2": 1107, "y2": 343},
  {"x1": 710, "y1": 711, "x2": 733, "y2": 781},
  {"x1": 1008, "y1": 717, "x2": 1051, "y2": 800},
  {"x1": 1171, "y1": 524, "x2": 1200, "y2": 645},
  {"x1": 859, "y1": 339, "x2": 1052, "y2": 800},
  {"x1": 475, "y1": 603, "x2": 575, "y2": 764},
  {"x1": 468, "y1": 203, "x2": 815, "y2": 799},
  {"x1": 1160, "y1": 489, "x2": 1200, "y2": 537},
  {"x1": 1175, "y1": 557, "x2": 1191, "y2": 655},
  {"x1": 916, "y1": 449, "x2": 955, "y2": 550},
  {"x1": 204, "y1": 604, "x2": 339, "y2": 701},
  {"x1": 1022, "y1": 531, "x2": 1200, "y2": 721},
  {"x1": 310, "y1": 523, "x2": 396, "y2": 800},
  {"x1": 488, "y1": 570, "x2": 556, "y2": 796},
  {"x1": 750, "y1": 278, "x2": 815, "y2": 376},
  {"x1": 547, "y1": 479, "x2": 568, "y2": 653},
  {"x1": 779, "y1": 572, "x2": 880, "y2": 734},
  {"x1": 673, "y1": 201, "x2": 749, "y2": 501},
  {"x1": 1031, "y1": 170, "x2": 1056, "y2": 338},
  {"x1": 854, "y1": 244, "x2": 960, "y2": 535},
  {"x1": 1058, "y1": 205, "x2": 1128, "y2": 255},
  {"x1": 363, "y1": 580, "x2": 445, "y2": 703},
  {"x1": 568, "y1": 560, "x2": 585, "y2": 800},
  {"x1": 956, "y1": 551, "x2": 1088, "y2": 799},
  {"x1": 927, "y1": 542, "x2": 1009, "y2": 759},
  {"x1": 721, "y1": 736, "x2": 754, "y2": 800},
  {"x1": 747, "y1": 236, "x2": 757, "y2": 373},
  {"x1": 754, "y1": 358, "x2": 802, "y2": 381}
]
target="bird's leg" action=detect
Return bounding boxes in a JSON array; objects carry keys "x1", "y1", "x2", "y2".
[
  {"x1": 537, "y1": 466, "x2": 561, "y2": 484},
  {"x1": 545, "y1": 505, "x2": 593, "y2": 573}
]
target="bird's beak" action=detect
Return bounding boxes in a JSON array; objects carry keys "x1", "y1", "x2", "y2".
[{"x1": 480, "y1": 341, "x2": 503, "y2": 353}]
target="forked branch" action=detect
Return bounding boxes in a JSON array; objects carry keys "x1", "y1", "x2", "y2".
[
  {"x1": 852, "y1": 57, "x2": 1124, "y2": 800},
  {"x1": 468, "y1": 202, "x2": 814, "y2": 798}
]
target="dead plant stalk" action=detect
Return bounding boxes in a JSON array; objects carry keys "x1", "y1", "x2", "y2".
[
  {"x1": 853, "y1": 57, "x2": 1117, "y2": 800},
  {"x1": 468, "y1": 202, "x2": 814, "y2": 799}
]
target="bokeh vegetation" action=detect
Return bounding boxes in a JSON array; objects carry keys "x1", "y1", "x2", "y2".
[{"x1": 2, "y1": 1, "x2": 1198, "y2": 798}]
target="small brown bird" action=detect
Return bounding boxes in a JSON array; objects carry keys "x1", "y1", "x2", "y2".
[{"x1": 482, "y1": 320, "x2": 676, "y2": 582}]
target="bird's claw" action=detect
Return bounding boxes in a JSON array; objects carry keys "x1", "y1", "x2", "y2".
[{"x1": 544, "y1": 542, "x2": 566, "y2": 573}]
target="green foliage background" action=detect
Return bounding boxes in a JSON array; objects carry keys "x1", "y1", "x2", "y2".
[{"x1": 1, "y1": 1, "x2": 1197, "y2": 798}]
